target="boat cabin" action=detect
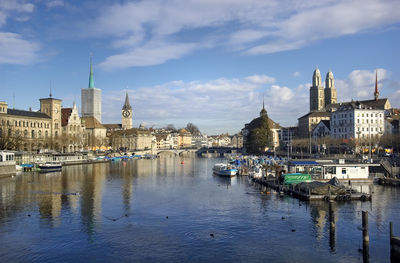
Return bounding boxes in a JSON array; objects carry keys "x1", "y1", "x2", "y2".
[
  {"x1": 0, "y1": 151, "x2": 16, "y2": 176},
  {"x1": 0, "y1": 151, "x2": 15, "y2": 164}
]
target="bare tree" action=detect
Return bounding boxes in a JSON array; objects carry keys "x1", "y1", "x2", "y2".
[
  {"x1": 0, "y1": 128, "x2": 23, "y2": 150},
  {"x1": 165, "y1": 124, "x2": 177, "y2": 132},
  {"x1": 186, "y1": 123, "x2": 201, "y2": 136}
]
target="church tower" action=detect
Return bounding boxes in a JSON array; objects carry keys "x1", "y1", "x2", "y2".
[
  {"x1": 310, "y1": 67, "x2": 325, "y2": 112},
  {"x1": 81, "y1": 57, "x2": 102, "y2": 122},
  {"x1": 374, "y1": 70, "x2": 379, "y2": 100},
  {"x1": 324, "y1": 69, "x2": 337, "y2": 108},
  {"x1": 121, "y1": 92, "x2": 132, "y2": 130},
  {"x1": 40, "y1": 91, "x2": 62, "y2": 138}
]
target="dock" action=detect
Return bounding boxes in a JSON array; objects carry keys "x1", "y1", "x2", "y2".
[
  {"x1": 251, "y1": 177, "x2": 371, "y2": 201},
  {"x1": 377, "y1": 177, "x2": 400, "y2": 186}
]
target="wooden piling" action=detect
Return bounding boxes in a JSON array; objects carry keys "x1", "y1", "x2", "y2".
[
  {"x1": 362, "y1": 211, "x2": 369, "y2": 263},
  {"x1": 362, "y1": 211, "x2": 369, "y2": 244},
  {"x1": 329, "y1": 200, "x2": 336, "y2": 252}
]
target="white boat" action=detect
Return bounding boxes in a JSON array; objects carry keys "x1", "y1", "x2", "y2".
[
  {"x1": 249, "y1": 165, "x2": 263, "y2": 179},
  {"x1": 213, "y1": 163, "x2": 237, "y2": 177},
  {"x1": 38, "y1": 162, "x2": 62, "y2": 172}
]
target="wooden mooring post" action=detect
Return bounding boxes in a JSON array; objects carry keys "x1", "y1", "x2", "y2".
[
  {"x1": 362, "y1": 211, "x2": 369, "y2": 263},
  {"x1": 390, "y1": 222, "x2": 400, "y2": 262},
  {"x1": 329, "y1": 200, "x2": 336, "y2": 252}
]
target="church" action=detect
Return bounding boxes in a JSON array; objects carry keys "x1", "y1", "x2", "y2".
[{"x1": 298, "y1": 68, "x2": 338, "y2": 138}]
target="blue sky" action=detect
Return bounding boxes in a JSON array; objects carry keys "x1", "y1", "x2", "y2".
[{"x1": 1, "y1": 0, "x2": 400, "y2": 134}]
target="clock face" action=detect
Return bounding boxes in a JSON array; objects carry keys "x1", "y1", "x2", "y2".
[{"x1": 122, "y1": 110, "x2": 130, "y2": 118}]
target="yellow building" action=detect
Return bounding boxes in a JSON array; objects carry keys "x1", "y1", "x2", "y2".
[
  {"x1": 298, "y1": 111, "x2": 331, "y2": 138},
  {"x1": 0, "y1": 96, "x2": 62, "y2": 151},
  {"x1": 110, "y1": 128, "x2": 153, "y2": 151},
  {"x1": 178, "y1": 128, "x2": 192, "y2": 148}
]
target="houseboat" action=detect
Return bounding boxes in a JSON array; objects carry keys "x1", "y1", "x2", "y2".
[
  {"x1": 0, "y1": 151, "x2": 16, "y2": 176},
  {"x1": 287, "y1": 160, "x2": 380, "y2": 182}
]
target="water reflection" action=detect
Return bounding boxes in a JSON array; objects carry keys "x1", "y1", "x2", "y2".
[{"x1": 0, "y1": 158, "x2": 399, "y2": 262}]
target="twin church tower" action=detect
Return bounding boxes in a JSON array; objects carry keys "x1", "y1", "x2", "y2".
[
  {"x1": 309, "y1": 68, "x2": 337, "y2": 112},
  {"x1": 81, "y1": 58, "x2": 133, "y2": 130}
]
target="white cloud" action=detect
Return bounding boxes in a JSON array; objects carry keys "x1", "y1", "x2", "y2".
[
  {"x1": 99, "y1": 41, "x2": 198, "y2": 70},
  {"x1": 88, "y1": 0, "x2": 400, "y2": 68},
  {"x1": 335, "y1": 68, "x2": 389, "y2": 102},
  {"x1": 391, "y1": 90, "x2": 400, "y2": 108},
  {"x1": 246, "y1": 75, "x2": 275, "y2": 85},
  {"x1": 293, "y1": 72, "x2": 300, "y2": 77},
  {"x1": 102, "y1": 74, "x2": 284, "y2": 134},
  {"x1": 0, "y1": 1, "x2": 41, "y2": 65},
  {"x1": 0, "y1": 0, "x2": 34, "y2": 26},
  {"x1": 46, "y1": 0, "x2": 64, "y2": 8},
  {"x1": 0, "y1": 32, "x2": 40, "y2": 64}
]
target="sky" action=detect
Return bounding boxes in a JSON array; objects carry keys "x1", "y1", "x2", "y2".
[{"x1": 1, "y1": 0, "x2": 400, "y2": 135}]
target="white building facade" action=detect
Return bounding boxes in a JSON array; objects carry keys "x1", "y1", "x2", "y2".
[{"x1": 330, "y1": 102, "x2": 384, "y2": 140}]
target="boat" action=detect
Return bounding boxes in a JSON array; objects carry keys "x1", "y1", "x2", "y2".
[
  {"x1": 213, "y1": 163, "x2": 238, "y2": 177},
  {"x1": 38, "y1": 162, "x2": 62, "y2": 172},
  {"x1": 280, "y1": 173, "x2": 312, "y2": 185},
  {"x1": 249, "y1": 165, "x2": 263, "y2": 179}
]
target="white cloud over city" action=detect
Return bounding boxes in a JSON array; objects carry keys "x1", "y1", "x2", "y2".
[{"x1": 88, "y1": 0, "x2": 400, "y2": 69}]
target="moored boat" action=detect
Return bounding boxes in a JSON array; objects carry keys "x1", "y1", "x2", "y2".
[
  {"x1": 213, "y1": 163, "x2": 237, "y2": 177},
  {"x1": 249, "y1": 165, "x2": 263, "y2": 179},
  {"x1": 38, "y1": 162, "x2": 62, "y2": 172}
]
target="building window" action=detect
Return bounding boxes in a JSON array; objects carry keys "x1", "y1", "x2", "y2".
[
  {"x1": 342, "y1": 168, "x2": 346, "y2": 174},
  {"x1": 31, "y1": 130, "x2": 35, "y2": 138}
]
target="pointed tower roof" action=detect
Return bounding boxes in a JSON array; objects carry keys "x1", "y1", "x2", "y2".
[
  {"x1": 326, "y1": 69, "x2": 334, "y2": 79},
  {"x1": 312, "y1": 66, "x2": 321, "y2": 87},
  {"x1": 374, "y1": 70, "x2": 379, "y2": 101},
  {"x1": 260, "y1": 97, "x2": 267, "y2": 117},
  {"x1": 88, "y1": 56, "x2": 95, "y2": 89},
  {"x1": 122, "y1": 92, "x2": 132, "y2": 110}
]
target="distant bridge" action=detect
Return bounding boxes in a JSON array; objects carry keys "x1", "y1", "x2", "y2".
[
  {"x1": 157, "y1": 149, "x2": 196, "y2": 156},
  {"x1": 195, "y1": 147, "x2": 242, "y2": 157}
]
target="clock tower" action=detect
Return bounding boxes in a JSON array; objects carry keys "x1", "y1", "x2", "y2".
[{"x1": 122, "y1": 92, "x2": 132, "y2": 130}]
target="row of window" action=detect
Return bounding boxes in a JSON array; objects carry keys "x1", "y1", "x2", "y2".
[
  {"x1": 333, "y1": 113, "x2": 352, "y2": 119},
  {"x1": 357, "y1": 127, "x2": 383, "y2": 132},
  {"x1": 1, "y1": 119, "x2": 50, "y2": 129},
  {"x1": 0, "y1": 154, "x2": 14, "y2": 162},
  {"x1": 357, "y1": 119, "x2": 383, "y2": 124},
  {"x1": 358, "y1": 113, "x2": 382, "y2": 118},
  {"x1": 0, "y1": 107, "x2": 6, "y2": 113}
]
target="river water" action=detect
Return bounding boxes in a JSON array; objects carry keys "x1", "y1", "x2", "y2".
[{"x1": 0, "y1": 157, "x2": 399, "y2": 262}]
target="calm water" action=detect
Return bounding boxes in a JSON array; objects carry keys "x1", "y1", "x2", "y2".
[{"x1": 0, "y1": 157, "x2": 399, "y2": 262}]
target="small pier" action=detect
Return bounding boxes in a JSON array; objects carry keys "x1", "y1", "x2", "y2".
[
  {"x1": 251, "y1": 177, "x2": 371, "y2": 201},
  {"x1": 377, "y1": 177, "x2": 400, "y2": 187}
]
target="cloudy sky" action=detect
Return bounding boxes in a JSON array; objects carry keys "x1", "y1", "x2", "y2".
[{"x1": 1, "y1": 0, "x2": 399, "y2": 134}]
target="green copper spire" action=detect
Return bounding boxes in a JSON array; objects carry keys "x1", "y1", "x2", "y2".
[{"x1": 88, "y1": 56, "x2": 95, "y2": 89}]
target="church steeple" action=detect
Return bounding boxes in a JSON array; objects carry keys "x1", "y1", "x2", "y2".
[
  {"x1": 374, "y1": 70, "x2": 379, "y2": 101},
  {"x1": 88, "y1": 56, "x2": 95, "y2": 89},
  {"x1": 260, "y1": 97, "x2": 267, "y2": 117},
  {"x1": 122, "y1": 92, "x2": 132, "y2": 110}
]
